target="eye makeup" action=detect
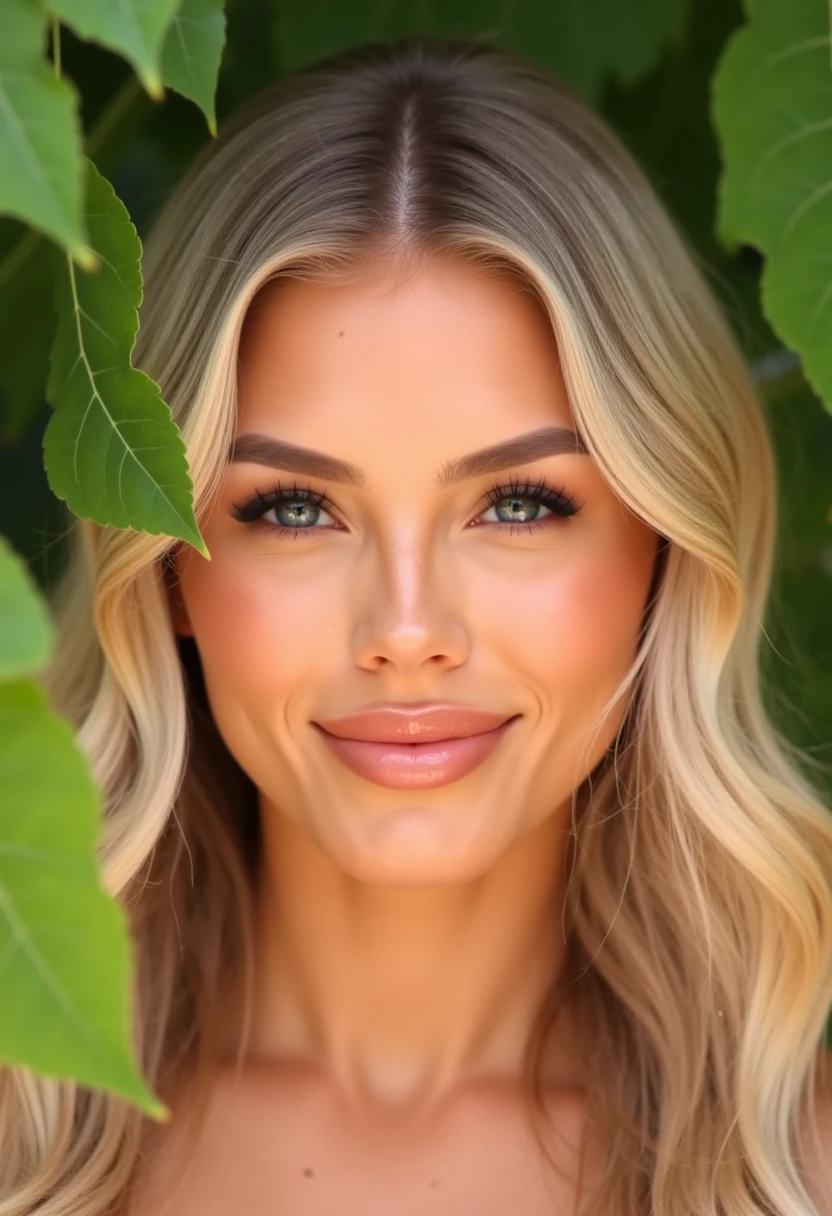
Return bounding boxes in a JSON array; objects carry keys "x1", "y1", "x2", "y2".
[{"x1": 230, "y1": 474, "x2": 582, "y2": 541}]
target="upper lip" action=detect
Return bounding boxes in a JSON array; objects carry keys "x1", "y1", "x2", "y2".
[{"x1": 314, "y1": 703, "x2": 518, "y2": 743}]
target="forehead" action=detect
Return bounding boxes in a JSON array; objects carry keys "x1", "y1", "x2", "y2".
[{"x1": 235, "y1": 255, "x2": 576, "y2": 443}]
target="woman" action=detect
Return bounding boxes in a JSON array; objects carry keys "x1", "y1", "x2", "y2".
[{"x1": 3, "y1": 33, "x2": 831, "y2": 1216}]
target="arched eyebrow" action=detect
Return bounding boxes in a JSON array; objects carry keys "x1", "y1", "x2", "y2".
[{"x1": 229, "y1": 425, "x2": 588, "y2": 489}]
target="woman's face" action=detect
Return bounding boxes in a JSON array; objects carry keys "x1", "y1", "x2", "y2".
[{"x1": 172, "y1": 255, "x2": 659, "y2": 884}]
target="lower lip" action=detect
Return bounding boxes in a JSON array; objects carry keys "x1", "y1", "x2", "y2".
[{"x1": 313, "y1": 718, "x2": 520, "y2": 789}]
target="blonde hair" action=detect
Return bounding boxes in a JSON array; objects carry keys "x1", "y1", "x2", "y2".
[{"x1": 3, "y1": 33, "x2": 831, "y2": 1216}]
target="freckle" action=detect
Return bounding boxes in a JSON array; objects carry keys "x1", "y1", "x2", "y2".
[
  {"x1": 337, "y1": 330, "x2": 344, "y2": 337},
  {"x1": 302, "y1": 1167, "x2": 314, "y2": 1178}
]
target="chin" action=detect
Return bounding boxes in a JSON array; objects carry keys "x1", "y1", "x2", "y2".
[{"x1": 338, "y1": 811, "x2": 499, "y2": 886}]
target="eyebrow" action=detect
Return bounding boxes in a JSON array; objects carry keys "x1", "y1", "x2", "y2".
[{"x1": 229, "y1": 424, "x2": 588, "y2": 488}]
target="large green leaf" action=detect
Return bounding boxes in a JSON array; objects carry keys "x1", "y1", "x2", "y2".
[
  {"x1": 0, "y1": 536, "x2": 53, "y2": 678},
  {"x1": 0, "y1": 677, "x2": 165, "y2": 1115},
  {"x1": 601, "y1": 0, "x2": 776, "y2": 361},
  {"x1": 160, "y1": 0, "x2": 226, "y2": 135},
  {"x1": 0, "y1": 0, "x2": 91, "y2": 262},
  {"x1": 0, "y1": 64, "x2": 157, "y2": 450},
  {"x1": 44, "y1": 159, "x2": 208, "y2": 557},
  {"x1": 712, "y1": 0, "x2": 832, "y2": 411},
  {"x1": 274, "y1": 0, "x2": 686, "y2": 103},
  {"x1": 48, "y1": 0, "x2": 181, "y2": 98}
]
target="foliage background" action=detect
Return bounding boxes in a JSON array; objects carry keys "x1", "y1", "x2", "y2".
[{"x1": 1, "y1": 0, "x2": 830, "y2": 1109}]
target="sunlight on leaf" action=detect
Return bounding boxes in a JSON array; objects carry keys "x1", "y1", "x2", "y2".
[
  {"x1": 44, "y1": 160, "x2": 208, "y2": 557},
  {"x1": 0, "y1": 537, "x2": 53, "y2": 679},
  {"x1": 0, "y1": 677, "x2": 166, "y2": 1117}
]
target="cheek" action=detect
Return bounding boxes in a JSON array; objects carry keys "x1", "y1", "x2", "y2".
[
  {"x1": 485, "y1": 542, "x2": 652, "y2": 693},
  {"x1": 182, "y1": 560, "x2": 338, "y2": 697}
]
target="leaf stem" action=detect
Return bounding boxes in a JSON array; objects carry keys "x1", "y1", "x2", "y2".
[
  {"x1": 0, "y1": 230, "x2": 41, "y2": 293},
  {"x1": 86, "y1": 77, "x2": 143, "y2": 160},
  {"x1": 51, "y1": 18, "x2": 61, "y2": 78}
]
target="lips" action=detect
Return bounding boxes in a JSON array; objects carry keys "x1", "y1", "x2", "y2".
[
  {"x1": 311, "y1": 704, "x2": 521, "y2": 790},
  {"x1": 315, "y1": 704, "x2": 514, "y2": 744}
]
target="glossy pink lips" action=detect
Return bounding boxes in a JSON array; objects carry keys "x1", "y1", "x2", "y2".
[{"x1": 312, "y1": 704, "x2": 520, "y2": 790}]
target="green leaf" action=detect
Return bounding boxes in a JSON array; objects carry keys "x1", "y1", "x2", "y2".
[
  {"x1": 0, "y1": 678, "x2": 166, "y2": 1116},
  {"x1": 43, "y1": 160, "x2": 208, "y2": 558},
  {"x1": 0, "y1": 0, "x2": 90, "y2": 261},
  {"x1": 712, "y1": 0, "x2": 832, "y2": 410},
  {"x1": 160, "y1": 0, "x2": 226, "y2": 136},
  {"x1": 0, "y1": 537, "x2": 53, "y2": 678},
  {"x1": 48, "y1": 0, "x2": 181, "y2": 98},
  {"x1": 274, "y1": 0, "x2": 686, "y2": 103}
]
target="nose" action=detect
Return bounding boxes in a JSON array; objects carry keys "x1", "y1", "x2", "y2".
[{"x1": 350, "y1": 533, "x2": 471, "y2": 674}]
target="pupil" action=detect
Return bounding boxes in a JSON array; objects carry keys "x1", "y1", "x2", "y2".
[
  {"x1": 500, "y1": 496, "x2": 538, "y2": 522},
  {"x1": 281, "y1": 501, "x2": 315, "y2": 525}
]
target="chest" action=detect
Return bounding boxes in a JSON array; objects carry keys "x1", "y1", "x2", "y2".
[{"x1": 131, "y1": 1078, "x2": 592, "y2": 1216}]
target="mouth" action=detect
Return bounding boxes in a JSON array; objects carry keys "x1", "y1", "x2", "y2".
[{"x1": 312, "y1": 715, "x2": 522, "y2": 790}]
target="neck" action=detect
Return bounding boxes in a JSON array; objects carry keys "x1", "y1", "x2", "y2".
[{"x1": 244, "y1": 803, "x2": 583, "y2": 1123}]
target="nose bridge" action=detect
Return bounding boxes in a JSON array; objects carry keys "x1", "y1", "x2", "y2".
[{"x1": 352, "y1": 521, "x2": 469, "y2": 670}]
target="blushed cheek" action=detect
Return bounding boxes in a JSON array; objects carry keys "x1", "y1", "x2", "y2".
[
  {"x1": 497, "y1": 548, "x2": 652, "y2": 696},
  {"x1": 183, "y1": 563, "x2": 337, "y2": 701}
]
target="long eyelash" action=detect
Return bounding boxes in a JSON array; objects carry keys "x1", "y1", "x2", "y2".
[
  {"x1": 231, "y1": 479, "x2": 336, "y2": 523},
  {"x1": 479, "y1": 474, "x2": 581, "y2": 519},
  {"x1": 231, "y1": 474, "x2": 582, "y2": 537}
]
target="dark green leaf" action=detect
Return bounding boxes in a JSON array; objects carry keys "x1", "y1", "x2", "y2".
[
  {"x1": 0, "y1": 678, "x2": 166, "y2": 1116},
  {"x1": 0, "y1": 227, "x2": 56, "y2": 446},
  {"x1": 0, "y1": 536, "x2": 53, "y2": 678},
  {"x1": 712, "y1": 0, "x2": 832, "y2": 410},
  {"x1": 161, "y1": 0, "x2": 227, "y2": 135},
  {"x1": 44, "y1": 160, "x2": 208, "y2": 557},
  {"x1": 49, "y1": 0, "x2": 181, "y2": 98},
  {"x1": 274, "y1": 0, "x2": 686, "y2": 102},
  {"x1": 0, "y1": 0, "x2": 90, "y2": 260}
]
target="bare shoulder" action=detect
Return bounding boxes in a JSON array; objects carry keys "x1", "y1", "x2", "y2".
[{"x1": 799, "y1": 1048, "x2": 832, "y2": 1216}]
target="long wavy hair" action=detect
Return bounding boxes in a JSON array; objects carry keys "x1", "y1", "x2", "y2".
[{"x1": 3, "y1": 33, "x2": 831, "y2": 1216}]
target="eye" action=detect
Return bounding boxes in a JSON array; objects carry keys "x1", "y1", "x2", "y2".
[
  {"x1": 231, "y1": 474, "x2": 582, "y2": 540},
  {"x1": 474, "y1": 475, "x2": 581, "y2": 535},
  {"x1": 230, "y1": 480, "x2": 339, "y2": 540}
]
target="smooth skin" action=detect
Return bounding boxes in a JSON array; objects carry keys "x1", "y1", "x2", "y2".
[{"x1": 136, "y1": 253, "x2": 663, "y2": 1214}]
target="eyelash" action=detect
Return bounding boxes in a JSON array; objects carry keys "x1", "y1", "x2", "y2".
[{"x1": 231, "y1": 475, "x2": 582, "y2": 540}]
